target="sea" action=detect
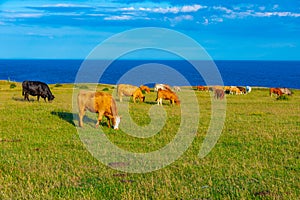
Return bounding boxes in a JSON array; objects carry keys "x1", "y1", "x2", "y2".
[{"x1": 0, "y1": 60, "x2": 299, "y2": 89}]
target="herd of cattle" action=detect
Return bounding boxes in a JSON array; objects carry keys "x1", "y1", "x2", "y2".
[{"x1": 21, "y1": 80, "x2": 293, "y2": 129}]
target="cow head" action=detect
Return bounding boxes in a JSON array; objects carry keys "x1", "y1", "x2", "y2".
[
  {"x1": 113, "y1": 116, "x2": 121, "y2": 130},
  {"x1": 48, "y1": 95, "x2": 55, "y2": 102}
]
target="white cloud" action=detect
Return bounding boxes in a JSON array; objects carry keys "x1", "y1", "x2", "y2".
[
  {"x1": 104, "y1": 15, "x2": 132, "y2": 21},
  {"x1": 203, "y1": 18, "x2": 209, "y2": 25},
  {"x1": 153, "y1": 6, "x2": 180, "y2": 14},
  {"x1": 119, "y1": 4, "x2": 205, "y2": 14},
  {"x1": 5, "y1": 13, "x2": 43, "y2": 18},
  {"x1": 41, "y1": 4, "x2": 91, "y2": 8},
  {"x1": 181, "y1": 5, "x2": 206, "y2": 12},
  {"x1": 120, "y1": 7, "x2": 135, "y2": 11},
  {"x1": 213, "y1": 6, "x2": 233, "y2": 14}
]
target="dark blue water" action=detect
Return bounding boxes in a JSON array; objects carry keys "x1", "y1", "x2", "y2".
[{"x1": 0, "y1": 59, "x2": 299, "y2": 89}]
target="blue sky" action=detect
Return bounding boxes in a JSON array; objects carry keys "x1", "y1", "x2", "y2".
[{"x1": 0, "y1": 0, "x2": 299, "y2": 60}]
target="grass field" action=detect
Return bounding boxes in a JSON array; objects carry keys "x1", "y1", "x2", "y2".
[{"x1": 0, "y1": 80, "x2": 299, "y2": 199}]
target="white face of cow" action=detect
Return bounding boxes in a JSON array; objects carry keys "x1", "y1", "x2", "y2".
[{"x1": 114, "y1": 116, "x2": 121, "y2": 130}]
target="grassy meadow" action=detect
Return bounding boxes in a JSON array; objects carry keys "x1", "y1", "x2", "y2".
[{"x1": 0, "y1": 80, "x2": 299, "y2": 199}]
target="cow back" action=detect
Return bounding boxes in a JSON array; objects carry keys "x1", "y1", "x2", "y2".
[{"x1": 117, "y1": 84, "x2": 139, "y2": 96}]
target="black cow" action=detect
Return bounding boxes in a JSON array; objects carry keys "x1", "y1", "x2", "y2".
[{"x1": 22, "y1": 81, "x2": 55, "y2": 102}]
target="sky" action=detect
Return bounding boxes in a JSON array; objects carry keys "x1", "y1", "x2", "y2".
[{"x1": 0, "y1": 0, "x2": 300, "y2": 60}]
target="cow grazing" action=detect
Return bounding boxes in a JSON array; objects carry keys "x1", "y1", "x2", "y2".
[
  {"x1": 156, "y1": 88, "x2": 180, "y2": 106},
  {"x1": 270, "y1": 88, "x2": 283, "y2": 97},
  {"x1": 229, "y1": 86, "x2": 242, "y2": 95},
  {"x1": 197, "y1": 86, "x2": 208, "y2": 91},
  {"x1": 279, "y1": 88, "x2": 292, "y2": 95},
  {"x1": 154, "y1": 83, "x2": 171, "y2": 91},
  {"x1": 22, "y1": 80, "x2": 55, "y2": 102},
  {"x1": 173, "y1": 86, "x2": 181, "y2": 92},
  {"x1": 224, "y1": 86, "x2": 231, "y2": 94},
  {"x1": 77, "y1": 90, "x2": 121, "y2": 129},
  {"x1": 214, "y1": 89, "x2": 225, "y2": 100},
  {"x1": 139, "y1": 85, "x2": 151, "y2": 93},
  {"x1": 117, "y1": 84, "x2": 145, "y2": 103},
  {"x1": 237, "y1": 86, "x2": 246, "y2": 94}
]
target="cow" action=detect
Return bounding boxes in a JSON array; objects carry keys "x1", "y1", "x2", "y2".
[
  {"x1": 154, "y1": 83, "x2": 171, "y2": 91},
  {"x1": 117, "y1": 84, "x2": 147, "y2": 103},
  {"x1": 270, "y1": 88, "x2": 283, "y2": 97},
  {"x1": 224, "y1": 86, "x2": 231, "y2": 94},
  {"x1": 197, "y1": 86, "x2": 208, "y2": 91},
  {"x1": 139, "y1": 85, "x2": 151, "y2": 93},
  {"x1": 229, "y1": 86, "x2": 242, "y2": 95},
  {"x1": 173, "y1": 86, "x2": 181, "y2": 92},
  {"x1": 156, "y1": 88, "x2": 180, "y2": 106},
  {"x1": 22, "y1": 80, "x2": 55, "y2": 102},
  {"x1": 237, "y1": 86, "x2": 246, "y2": 94},
  {"x1": 214, "y1": 89, "x2": 225, "y2": 100},
  {"x1": 77, "y1": 90, "x2": 121, "y2": 129},
  {"x1": 279, "y1": 88, "x2": 292, "y2": 95}
]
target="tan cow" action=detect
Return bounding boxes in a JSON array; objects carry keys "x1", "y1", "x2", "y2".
[
  {"x1": 156, "y1": 88, "x2": 180, "y2": 106},
  {"x1": 229, "y1": 86, "x2": 242, "y2": 95},
  {"x1": 117, "y1": 84, "x2": 146, "y2": 103},
  {"x1": 77, "y1": 90, "x2": 121, "y2": 129}
]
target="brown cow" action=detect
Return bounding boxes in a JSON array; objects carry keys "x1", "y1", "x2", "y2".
[
  {"x1": 197, "y1": 86, "x2": 208, "y2": 91},
  {"x1": 139, "y1": 85, "x2": 151, "y2": 93},
  {"x1": 117, "y1": 84, "x2": 145, "y2": 103},
  {"x1": 156, "y1": 88, "x2": 180, "y2": 106},
  {"x1": 77, "y1": 90, "x2": 121, "y2": 129},
  {"x1": 237, "y1": 86, "x2": 246, "y2": 94},
  {"x1": 270, "y1": 88, "x2": 283, "y2": 97}
]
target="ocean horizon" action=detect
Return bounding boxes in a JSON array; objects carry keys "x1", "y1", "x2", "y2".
[{"x1": 1, "y1": 59, "x2": 299, "y2": 89}]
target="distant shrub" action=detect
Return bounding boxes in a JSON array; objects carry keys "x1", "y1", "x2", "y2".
[
  {"x1": 10, "y1": 83, "x2": 17, "y2": 89},
  {"x1": 54, "y1": 83, "x2": 63, "y2": 87},
  {"x1": 277, "y1": 95, "x2": 289, "y2": 101},
  {"x1": 75, "y1": 85, "x2": 89, "y2": 89},
  {"x1": 102, "y1": 88, "x2": 109, "y2": 91}
]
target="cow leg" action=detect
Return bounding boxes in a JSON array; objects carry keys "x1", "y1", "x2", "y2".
[
  {"x1": 157, "y1": 98, "x2": 162, "y2": 106},
  {"x1": 24, "y1": 93, "x2": 29, "y2": 101},
  {"x1": 96, "y1": 111, "x2": 105, "y2": 128},
  {"x1": 119, "y1": 93, "x2": 123, "y2": 102},
  {"x1": 171, "y1": 99, "x2": 175, "y2": 105},
  {"x1": 133, "y1": 96, "x2": 136, "y2": 103},
  {"x1": 105, "y1": 115, "x2": 112, "y2": 128},
  {"x1": 78, "y1": 109, "x2": 85, "y2": 127},
  {"x1": 37, "y1": 95, "x2": 40, "y2": 101}
]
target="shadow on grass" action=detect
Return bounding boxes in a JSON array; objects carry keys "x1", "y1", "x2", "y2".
[
  {"x1": 12, "y1": 96, "x2": 34, "y2": 102},
  {"x1": 51, "y1": 111, "x2": 76, "y2": 126},
  {"x1": 51, "y1": 111, "x2": 110, "y2": 128}
]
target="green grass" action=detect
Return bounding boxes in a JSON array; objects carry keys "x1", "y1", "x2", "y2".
[{"x1": 0, "y1": 81, "x2": 299, "y2": 199}]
